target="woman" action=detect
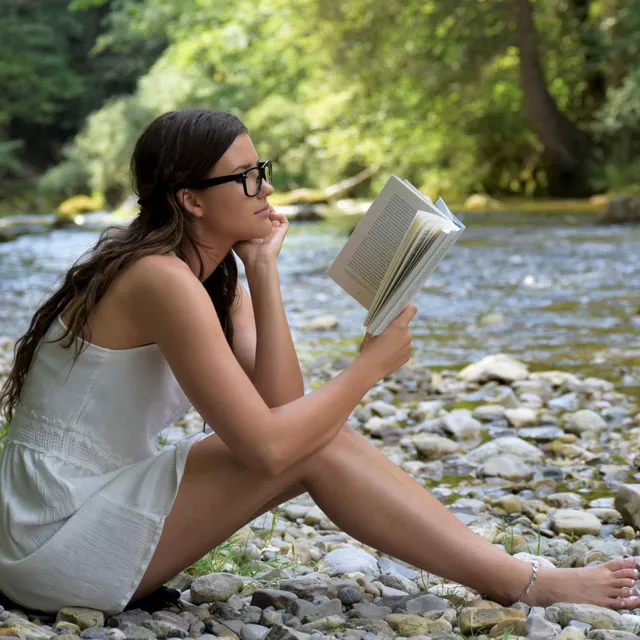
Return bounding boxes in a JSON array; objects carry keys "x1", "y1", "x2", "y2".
[{"x1": 0, "y1": 109, "x2": 637, "y2": 614}]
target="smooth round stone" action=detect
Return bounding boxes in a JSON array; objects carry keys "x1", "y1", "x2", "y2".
[
  {"x1": 550, "y1": 510, "x2": 602, "y2": 536},
  {"x1": 473, "y1": 405, "x2": 506, "y2": 421},
  {"x1": 479, "y1": 454, "x2": 533, "y2": 481},
  {"x1": 442, "y1": 410, "x2": 483, "y2": 439},
  {"x1": 547, "y1": 492, "x2": 585, "y2": 508},
  {"x1": 337, "y1": 588, "x2": 362, "y2": 605},
  {"x1": 564, "y1": 410, "x2": 607, "y2": 434},
  {"x1": 240, "y1": 624, "x2": 269, "y2": 640},
  {"x1": 464, "y1": 437, "x2": 543, "y2": 464},
  {"x1": 321, "y1": 547, "x2": 379, "y2": 577},
  {"x1": 504, "y1": 408, "x2": 538, "y2": 428}
]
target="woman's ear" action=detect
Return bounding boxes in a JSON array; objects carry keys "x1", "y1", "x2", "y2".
[{"x1": 177, "y1": 188, "x2": 204, "y2": 218}]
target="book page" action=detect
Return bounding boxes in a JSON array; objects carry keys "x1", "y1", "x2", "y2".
[
  {"x1": 367, "y1": 227, "x2": 462, "y2": 335},
  {"x1": 365, "y1": 214, "x2": 445, "y2": 324},
  {"x1": 327, "y1": 176, "x2": 436, "y2": 309}
]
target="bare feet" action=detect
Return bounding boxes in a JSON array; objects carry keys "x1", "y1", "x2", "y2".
[{"x1": 521, "y1": 558, "x2": 640, "y2": 610}]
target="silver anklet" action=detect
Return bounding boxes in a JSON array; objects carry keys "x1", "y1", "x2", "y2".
[{"x1": 517, "y1": 561, "x2": 540, "y2": 601}]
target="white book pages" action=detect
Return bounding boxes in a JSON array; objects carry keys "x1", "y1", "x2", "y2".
[
  {"x1": 327, "y1": 176, "x2": 439, "y2": 309},
  {"x1": 365, "y1": 213, "x2": 446, "y2": 325},
  {"x1": 366, "y1": 227, "x2": 461, "y2": 335}
]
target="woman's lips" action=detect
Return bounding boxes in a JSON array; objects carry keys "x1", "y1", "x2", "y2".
[{"x1": 254, "y1": 206, "x2": 271, "y2": 216}]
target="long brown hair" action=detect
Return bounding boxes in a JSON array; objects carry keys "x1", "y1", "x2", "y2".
[{"x1": 1, "y1": 109, "x2": 247, "y2": 425}]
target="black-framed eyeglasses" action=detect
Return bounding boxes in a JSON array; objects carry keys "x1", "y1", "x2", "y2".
[{"x1": 175, "y1": 160, "x2": 272, "y2": 198}]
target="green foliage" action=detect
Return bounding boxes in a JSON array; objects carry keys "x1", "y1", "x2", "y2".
[{"x1": 4, "y1": 0, "x2": 640, "y2": 206}]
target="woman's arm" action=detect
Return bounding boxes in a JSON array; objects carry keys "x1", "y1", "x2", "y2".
[
  {"x1": 231, "y1": 275, "x2": 304, "y2": 407},
  {"x1": 231, "y1": 209, "x2": 303, "y2": 407},
  {"x1": 127, "y1": 256, "x2": 414, "y2": 477}
]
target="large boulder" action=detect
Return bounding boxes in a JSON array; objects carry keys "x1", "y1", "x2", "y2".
[{"x1": 601, "y1": 195, "x2": 640, "y2": 224}]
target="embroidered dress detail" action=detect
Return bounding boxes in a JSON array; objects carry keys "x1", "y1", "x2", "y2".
[
  {"x1": 0, "y1": 317, "x2": 205, "y2": 614},
  {"x1": 7, "y1": 406, "x2": 135, "y2": 474}
]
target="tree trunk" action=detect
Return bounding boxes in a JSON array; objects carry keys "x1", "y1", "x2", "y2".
[
  {"x1": 513, "y1": 0, "x2": 592, "y2": 193},
  {"x1": 570, "y1": 0, "x2": 607, "y2": 115}
]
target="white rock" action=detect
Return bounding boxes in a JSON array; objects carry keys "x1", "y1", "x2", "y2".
[
  {"x1": 457, "y1": 353, "x2": 529, "y2": 383},
  {"x1": 412, "y1": 433, "x2": 460, "y2": 459},
  {"x1": 564, "y1": 409, "x2": 607, "y2": 434},
  {"x1": 473, "y1": 404, "x2": 506, "y2": 421},
  {"x1": 513, "y1": 552, "x2": 555, "y2": 568},
  {"x1": 464, "y1": 436, "x2": 543, "y2": 464},
  {"x1": 321, "y1": 547, "x2": 379, "y2": 577},
  {"x1": 550, "y1": 509, "x2": 602, "y2": 536},
  {"x1": 479, "y1": 454, "x2": 533, "y2": 481},
  {"x1": 615, "y1": 484, "x2": 640, "y2": 529},
  {"x1": 504, "y1": 408, "x2": 538, "y2": 428},
  {"x1": 301, "y1": 315, "x2": 339, "y2": 331},
  {"x1": 442, "y1": 410, "x2": 483, "y2": 439},
  {"x1": 369, "y1": 400, "x2": 397, "y2": 417}
]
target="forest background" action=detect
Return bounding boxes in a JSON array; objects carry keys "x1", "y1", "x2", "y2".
[{"x1": 1, "y1": 0, "x2": 639, "y2": 216}]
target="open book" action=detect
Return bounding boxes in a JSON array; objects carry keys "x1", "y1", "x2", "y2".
[{"x1": 328, "y1": 175, "x2": 465, "y2": 335}]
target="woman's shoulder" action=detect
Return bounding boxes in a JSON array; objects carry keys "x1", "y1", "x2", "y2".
[{"x1": 123, "y1": 253, "x2": 195, "y2": 293}]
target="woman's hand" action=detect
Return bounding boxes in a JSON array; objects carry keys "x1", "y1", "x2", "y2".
[
  {"x1": 358, "y1": 305, "x2": 417, "y2": 379},
  {"x1": 233, "y1": 206, "x2": 289, "y2": 268}
]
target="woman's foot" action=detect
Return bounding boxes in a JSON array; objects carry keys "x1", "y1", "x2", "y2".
[{"x1": 521, "y1": 557, "x2": 640, "y2": 610}]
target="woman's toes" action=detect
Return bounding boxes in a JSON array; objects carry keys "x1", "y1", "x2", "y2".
[
  {"x1": 611, "y1": 594, "x2": 640, "y2": 610},
  {"x1": 612, "y1": 567, "x2": 639, "y2": 580},
  {"x1": 612, "y1": 578, "x2": 636, "y2": 589},
  {"x1": 606, "y1": 557, "x2": 638, "y2": 571}
]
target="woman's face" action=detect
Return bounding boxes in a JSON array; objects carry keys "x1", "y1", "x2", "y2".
[{"x1": 184, "y1": 133, "x2": 274, "y2": 245}]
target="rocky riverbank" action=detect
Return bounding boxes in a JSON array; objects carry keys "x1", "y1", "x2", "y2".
[{"x1": 2, "y1": 344, "x2": 640, "y2": 640}]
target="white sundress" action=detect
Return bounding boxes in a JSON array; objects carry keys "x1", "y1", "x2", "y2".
[{"x1": 0, "y1": 316, "x2": 207, "y2": 613}]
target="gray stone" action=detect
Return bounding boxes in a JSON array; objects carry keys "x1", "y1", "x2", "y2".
[
  {"x1": 551, "y1": 510, "x2": 602, "y2": 536},
  {"x1": 141, "y1": 620, "x2": 188, "y2": 639},
  {"x1": 601, "y1": 195, "x2": 640, "y2": 224},
  {"x1": 321, "y1": 548, "x2": 379, "y2": 577},
  {"x1": 473, "y1": 404, "x2": 506, "y2": 421},
  {"x1": 298, "y1": 615, "x2": 347, "y2": 632},
  {"x1": 615, "y1": 485, "x2": 640, "y2": 530},
  {"x1": 337, "y1": 588, "x2": 362, "y2": 605},
  {"x1": 288, "y1": 599, "x2": 343, "y2": 623},
  {"x1": 464, "y1": 436, "x2": 543, "y2": 464},
  {"x1": 240, "y1": 624, "x2": 269, "y2": 640},
  {"x1": 587, "y1": 632, "x2": 639, "y2": 640},
  {"x1": 57, "y1": 610, "x2": 105, "y2": 631},
  {"x1": 525, "y1": 612, "x2": 561, "y2": 640},
  {"x1": 479, "y1": 453, "x2": 534, "y2": 481},
  {"x1": 548, "y1": 393, "x2": 580, "y2": 412},
  {"x1": 347, "y1": 604, "x2": 393, "y2": 620},
  {"x1": 399, "y1": 594, "x2": 450, "y2": 615},
  {"x1": 412, "y1": 433, "x2": 459, "y2": 459},
  {"x1": 120, "y1": 624, "x2": 157, "y2": 640},
  {"x1": 377, "y1": 558, "x2": 418, "y2": 580},
  {"x1": 564, "y1": 410, "x2": 607, "y2": 434},
  {"x1": 251, "y1": 590, "x2": 299, "y2": 610},
  {"x1": 108, "y1": 611, "x2": 152, "y2": 629},
  {"x1": 301, "y1": 315, "x2": 339, "y2": 331},
  {"x1": 505, "y1": 408, "x2": 538, "y2": 428},
  {"x1": 190, "y1": 572, "x2": 244, "y2": 604},
  {"x1": 442, "y1": 410, "x2": 483, "y2": 439},
  {"x1": 151, "y1": 612, "x2": 189, "y2": 631},
  {"x1": 280, "y1": 573, "x2": 334, "y2": 600},
  {"x1": 263, "y1": 624, "x2": 310, "y2": 640},
  {"x1": 457, "y1": 354, "x2": 529, "y2": 383},
  {"x1": 518, "y1": 426, "x2": 566, "y2": 441},
  {"x1": 80, "y1": 630, "x2": 109, "y2": 640},
  {"x1": 546, "y1": 604, "x2": 623, "y2": 630},
  {"x1": 260, "y1": 611, "x2": 283, "y2": 628},
  {"x1": 378, "y1": 573, "x2": 419, "y2": 596}
]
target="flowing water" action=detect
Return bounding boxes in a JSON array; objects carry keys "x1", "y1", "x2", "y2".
[{"x1": 1, "y1": 211, "x2": 639, "y2": 395}]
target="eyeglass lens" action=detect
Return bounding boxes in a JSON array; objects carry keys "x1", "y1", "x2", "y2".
[{"x1": 245, "y1": 162, "x2": 272, "y2": 197}]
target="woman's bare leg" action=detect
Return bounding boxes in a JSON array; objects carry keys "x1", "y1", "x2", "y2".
[{"x1": 133, "y1": 426, "x2": 639, "y2": 609}]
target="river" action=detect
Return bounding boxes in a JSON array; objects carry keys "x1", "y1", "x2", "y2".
[{"x1": 1, "y1": 212, "x2": 639, "y2": 396}]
